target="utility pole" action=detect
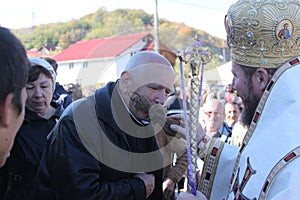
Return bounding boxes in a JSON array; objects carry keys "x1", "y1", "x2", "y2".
[
  {"x1": 222, "y1": 39, "x2": 226, "y2": 63},
  {"x1": 154, "y1": 0, "x2": 160, "y2": 53},
  {"x1": 32, "y1": 7, "x2": 35, "y2": 26}
]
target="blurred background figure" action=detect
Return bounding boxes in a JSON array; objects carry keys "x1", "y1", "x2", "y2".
[
  {"x1": 201, "y1": 98, "x2": 231, "y2": 143},
  {"x1": 223, "y1": 84, "x2": 234, "y2": 103},
  {"x1": 225, "y1": 101, "x2": 247, "y2": 147},
  {"x1": 65, "y1": 83, "x2": 83, "y2": 101},
  {"x1": 230, "y1": 121, "x2": 248, "y2": 147},
  {"x1": 163, "y1": 88, "x2": 188, "y2": 199},
  {"x1": 41, "y1": 57, "x2": 73, "y2": 108},
  {"x1": 224, "y1": 101, "x2": 241, "y2": 128},
  {"x1": 164, "y1": 87, "x2": 189, "y2": 116},
  {"x1": 155, "y1": 127, "x2": 187, "y2": 200}
]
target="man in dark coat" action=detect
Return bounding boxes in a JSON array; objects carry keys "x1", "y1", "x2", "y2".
[
  {"x1": 0, "y1": 27, "x2": 29, "y2": 198},
  {"x1": 33, "y1": 51, "x2": 177, "y2": 200}
]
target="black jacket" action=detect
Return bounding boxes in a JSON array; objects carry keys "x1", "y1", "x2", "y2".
[
  {"x1": 33, "y1": 81, "x2": 164, "y2": 200},
  {"x1": 0, "y1": 105, "x2": 63, "y2": 200},
  {"x1": 53, "y1": 82, "x2": 73, "y2": 109}
]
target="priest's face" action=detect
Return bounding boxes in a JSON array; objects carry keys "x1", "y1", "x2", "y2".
[{"x1": 231, "y1": 63, "x2": 261, "y2": 127}]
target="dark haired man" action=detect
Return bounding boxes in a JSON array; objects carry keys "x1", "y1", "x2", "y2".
[
  {"x1": 0, "y1": 27, "x2": 29, "y2": 167},
  {"x1": 0, "y1": 26, "x2": 29, "y2": 198}
]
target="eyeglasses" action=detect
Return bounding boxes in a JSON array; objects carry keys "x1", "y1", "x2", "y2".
[{"x1": 204, "y1": 111, "x2": 223, "y2": 117}]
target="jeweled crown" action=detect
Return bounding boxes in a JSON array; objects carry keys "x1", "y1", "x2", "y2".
[{"x1": 225, "y1": 0, "x2": 300, "y2": 68}]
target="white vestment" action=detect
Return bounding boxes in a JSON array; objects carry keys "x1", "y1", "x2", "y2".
[{"x1": 198, "y1": 57, "x2": 300, "y2": 200}]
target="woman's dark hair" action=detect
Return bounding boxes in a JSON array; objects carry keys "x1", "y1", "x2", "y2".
[
  {"x1": 28, "y1": 65, "x2": 53, "y2": 83},
  {"x1": 0, "y1": 27, "x2": 29, "y2": 116}
]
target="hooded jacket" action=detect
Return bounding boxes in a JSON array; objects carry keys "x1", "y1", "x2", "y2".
[
  {"x1": 33, "y1": 81, "x2": 164, "y2": 200},
  {"x1": 0, "y1": 104, "x2": 63, "y2": 200}
]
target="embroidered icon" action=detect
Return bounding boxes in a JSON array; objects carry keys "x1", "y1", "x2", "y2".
[{"x1": 275, "y1": 18, "x2": 294, "y2": 41}]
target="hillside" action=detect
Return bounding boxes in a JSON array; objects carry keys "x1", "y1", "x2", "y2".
[{"x1": 11, "y1": 7, "x2": 230, "y2": 69}]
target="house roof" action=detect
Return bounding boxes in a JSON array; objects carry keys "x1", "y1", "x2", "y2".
[
  {"x1": 26, "y1": 46, "x2": 53, "y2": 58},
  {"x1": 54, "y1": 32, "x2": 153, "y2": 62}
]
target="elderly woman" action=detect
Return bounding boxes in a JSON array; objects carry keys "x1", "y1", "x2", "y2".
[{"x1": 0, "y1": 58, "x2": 64, "y2": 200}]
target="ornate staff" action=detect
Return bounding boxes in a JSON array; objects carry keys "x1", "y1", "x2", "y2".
[{"x1": 177, "y1": 34, "x2": 212, "y2": 195}]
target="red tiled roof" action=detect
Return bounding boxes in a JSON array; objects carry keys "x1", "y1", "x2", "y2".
[
  {"x1": 26, "y1": 46, "x2": 52, "y2": 58},
  {"x1": 27, "y1": 49, "x2": 41, "y2": 58},
  {"x1": 142, "y1": 39, "x2": 154, "y2": 51},
  {"x1": 54, "y1": 32, "x2": 152, "y2": 62},
  {"x1": 141, "y1": 39, "x2": 177, "y2": 66}
]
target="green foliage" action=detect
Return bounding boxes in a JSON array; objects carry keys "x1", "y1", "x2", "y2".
[{"x1": 12, "y1": 8, "x2": 229, "y2": 68}]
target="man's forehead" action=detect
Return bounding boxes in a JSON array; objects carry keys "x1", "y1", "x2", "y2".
[
  {"x1": 226, "y1": 103, "x2": 238, "y2": 109},
  {"x1": 204, "y1": 100, "x2": 224, "y2": 112}
]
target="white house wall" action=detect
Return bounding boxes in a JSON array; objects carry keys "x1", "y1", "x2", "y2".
[
  {"x1": 56, "y1": 62, "x2": 82, "y2": 85},
  {"x1": 56, "y1": 36, "x2": 152, "y2": 87},
  {"x1": 100, "y1": 60, "x2": 117, "y2": 84},
  {"x1": 115, "y1": 39, "x2": 150, "y2": 77},
  {"x1": 95, "y1": 38, "x2": 152, "y2": 84},
  {"x1": 78, "y1": 59, "x2": 113, "y2": 87}
]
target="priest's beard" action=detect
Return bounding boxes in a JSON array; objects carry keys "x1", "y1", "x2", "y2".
[{"x1": 240, "y1": 86, "x2": 261, "y2": 127}]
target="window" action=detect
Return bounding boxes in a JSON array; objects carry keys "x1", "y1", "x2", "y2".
[
  {"x1": 83, "y1": 62, "x2": 88, "y2": 68},
  {"x1": 69, "y1": 63, "x2": 74, "y2": 69}
]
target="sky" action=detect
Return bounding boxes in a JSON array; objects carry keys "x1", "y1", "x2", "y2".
[{"x1": 0, "y1": 0, "x2": 238, "y2": 39}]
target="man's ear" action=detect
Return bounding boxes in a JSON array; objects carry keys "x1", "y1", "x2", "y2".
[
  {"x1": 253, "y1": 68, "x2": 270, "y2": 90},
  {"x1": 0, "y1": 93, "x2": 14, "y2": 128},
  {"x1": 119, "y1": 72, "x2": 131, "y2": 90}
]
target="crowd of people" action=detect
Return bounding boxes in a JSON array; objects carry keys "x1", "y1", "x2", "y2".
[{"x1": 1, "y1": 0, "x2": 300, "y2": 199}]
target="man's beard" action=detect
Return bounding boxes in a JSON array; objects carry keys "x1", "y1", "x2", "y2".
[
  {"x1": 129, "y1": 92, "x2": 152, "y2": 122},
  {"x1": 240, "y1": 86, "x2": 261, "y2": 127},
  {"x1": 129, "y1": 92, "x2": 167, "y2": 123},
  {"x1": 129, "y1": 92, "x2": 151, "y2": 113},
  {"x1": 240, "y1": 97, "x2": 260, "y2": 127}
]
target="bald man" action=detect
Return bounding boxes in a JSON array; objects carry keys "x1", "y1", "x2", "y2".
[
  {"x1": 202, "y1": 98, "x2": 232, "y2": 142},
  {"x1": 33, "y1": 51, "x2": 177, "y2": 200}
]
